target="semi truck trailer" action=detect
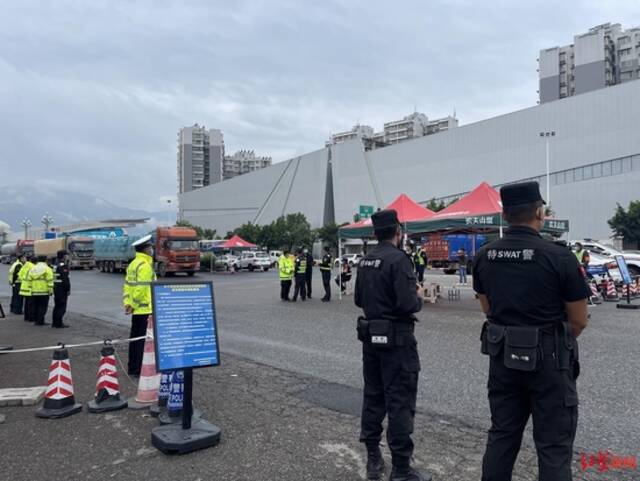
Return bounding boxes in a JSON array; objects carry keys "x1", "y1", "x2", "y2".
[
  {"x1": 0, "y1": 240, "x2": 35, "y2": 263},
  {"x1": 34, "y1": 237, "x2": 95, "y2": 269}
]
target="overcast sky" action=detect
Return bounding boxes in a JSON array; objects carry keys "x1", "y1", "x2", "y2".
[{"x1": 1, "y1": 0, "x2": 637, "y2": 211}]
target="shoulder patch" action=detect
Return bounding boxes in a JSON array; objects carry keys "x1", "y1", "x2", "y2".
[
  {"x1": 359, "y1": 258, "x2": 383, "y2": 269},
  {"x1": 486, "y1": 248, "x2": 536, "y2": 262}
]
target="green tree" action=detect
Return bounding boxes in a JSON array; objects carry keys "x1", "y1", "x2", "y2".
[
  {"x1": 608, "y1": 201, "x2": 640, "y2": 247},
  {"x1": 315, "y1": 221, "x2": 348, "y2": 252},
  {"x1": 425, "y1": 198, "x2": 446, "y2": 212},
  {"x1": 232, "y1": 222, "x2": 263, "y2": 245}
]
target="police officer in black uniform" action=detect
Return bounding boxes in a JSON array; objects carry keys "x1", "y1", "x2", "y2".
[
  {"x1": 319, "y1": 246, "x2": 333, "y2": 302},
  {"x1": 355, "y1": 209, "x2": 430, "y2": 481},
  {"x1": 473, "y1": 182, "x2": 590, "y2": 481},
  {"x1": 292, "y1": 247, "x2": 307, "y2": 302},
  {"x1": 52, "y1": 250, "x2": 71, "y2": 328}
]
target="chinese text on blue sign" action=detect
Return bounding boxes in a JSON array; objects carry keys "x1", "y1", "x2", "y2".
[{"x1": 152, "y1": 282, "x2": 220, "y2": 371}]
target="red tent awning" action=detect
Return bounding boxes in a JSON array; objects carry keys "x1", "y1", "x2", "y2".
[
  {"x1": 343, "y1": 193, "x2": 436, "y2": 229},
  {"x1": 219, "y1": 234, "x2": 257, "y2": 248},
  {"x1": 432, "y1": 182, "x2": 502, "y2": 219}
]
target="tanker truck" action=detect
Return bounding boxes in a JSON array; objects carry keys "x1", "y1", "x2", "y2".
[
  {"x1": 0, "y1": 240, "x2": 35, "y2": 263},
  {"x1": 34, "y1": 237, "x2": 95, "y2": 269}
]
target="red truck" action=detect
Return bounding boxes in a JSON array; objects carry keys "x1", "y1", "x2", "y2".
[
  {"x1": 1, "y1": 239, "x2": 35, "y2": 263},
  {"x1": 154, "y1": 226, "x2": 200, "y2": 277}
]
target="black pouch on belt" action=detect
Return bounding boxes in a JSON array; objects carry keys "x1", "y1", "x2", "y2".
[
  {"x1": 482, "y1": 323, "x2": 506, "y2": 357},
  {"x1": 368, "y1": 319, "x2": 394, "y2": 350},
  {"x1": 356, "y1": 317, "x2": 369, "y2": 342},
  {"x1": 503, "y1": 326, "x2": 540, "y2": 371}
]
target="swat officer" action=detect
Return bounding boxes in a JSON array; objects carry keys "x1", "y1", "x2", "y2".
[
  {"x1": 319, "y1": 246, "x2": 333, "y2": 302},
  {"x1": 123, "y1": 235, "x2": 157, "y2": 376},
  {"x1": 292, "y1": 247, "x2": 307, "y2": 302},
  {"x1": 354, "y1": 209, "x2": 430, "y2": 481},
  {"x1": 473, "y1": 182, "x2": 590, "y2": 481},
  {"x1": 52, "y1": 250, "x2": 71, "y2": 328}
]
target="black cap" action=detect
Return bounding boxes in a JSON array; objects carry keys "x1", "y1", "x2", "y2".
[
  {"x1": 371, "y1": 209, "x2": 399, "y2": 232},
  {"x1": 500, "y1": 181, "x2": 546, "y2": 208}
]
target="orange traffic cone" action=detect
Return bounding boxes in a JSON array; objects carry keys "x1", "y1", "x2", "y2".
[
  {"x1": 588, "y1": 282, "x2": 602, "y2": 305},
  {"x1": 36, "y1": 347, "x2": 82, "y2": 419},
  {"x1": 88, "y1": 345, "x2": 127, "y2": 413},
  {"x1": 128, "y1": 316, "x2": 160, "y2": 409}
]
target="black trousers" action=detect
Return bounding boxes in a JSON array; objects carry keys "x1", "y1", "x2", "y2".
[
  {"x1": 321, "y1": 270, "x2": 331, "y2": 300},
  {"x1": 360, "y1": 336, "x2": 420, "y2": 470},
  {"x1": 305, "y1": 273, "x2": 312, "y2": 297},
  {"x1": 10, "y1": 284, "x2": 23, "y2": 314},
  {"x1": 280, "y1": 279, "x2": 292, "y2": 300},
  {"x1": 482, "y1": 339, "x2": 578, "y2": 481},
  {"x1": 24, "y1": 296, "x2": 33, "y2": 321},
  {"x1": 128, "y1": 314, "x2": 149, "y2": 375},
  {"x1": 416, "y1": 265, "x2": 425, "y2": 284},
  {"x1": 293, "y1": 274, "x2": 306, "y2": 300},
  {"x1": 31, "y1": 296, "x2": 49, "y2": 325},
  {"x1": 52, "y1": 288, "x2": 68, "y2": 327}
]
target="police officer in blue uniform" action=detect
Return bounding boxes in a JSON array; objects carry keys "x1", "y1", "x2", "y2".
[
  {"x1": 473, "y1": 182, "x2": 590, "y2": 481},
  {"x1": 355, "y1": 209, "x2": 430, "y2": 481}
]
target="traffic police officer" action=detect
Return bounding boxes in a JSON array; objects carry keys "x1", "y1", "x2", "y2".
[
  {"x1": 123, "y1": 235, "x2": 157, "y2": 376},
  {"x1": 52, "y1": 250, "x2": 71, "y2": 328},
  {"x1": 292, "y1": 247, "x2": 307, "y2": 302},
  {"x1": 413, "y1": 247, "x2": 427, "y2": 285},
  {"x1": 8, "y1": 253, "x2": 26, "y2": 314},
  {"x1": 27, "y1": 255, "x2": 54, "y2": 325},
  {"x1": 305, "y1": 248, "x2": 314, "y2": 299},
  {"x1": 473, "y1": 182, "x2": 590, "y2": 481},
  {"x1": 355, "y1": 209, "x2": 430, "y2": 481},
  {"x1": 18, "y1": 255, "x2": 36, "y2": 322},
  {"x1": 279, "y1": 248, "x2": 294, "y2": 301},
  {"x1": 319, "y1": 246, "x2": 333, "y2": 302}
]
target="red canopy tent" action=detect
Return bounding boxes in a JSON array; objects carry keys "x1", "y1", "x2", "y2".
[
  {"x1": 218, "y1": 234, "x2": 257, "y2": 249},
  {"x1": 340, "y1": 193, "x2": 436, "y2": 236},
  {"x1": 431, "y1": 182, "x2": 502, "y2": 219}
]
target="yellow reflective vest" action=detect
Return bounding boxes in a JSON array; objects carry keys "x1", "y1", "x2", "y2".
[
  {"x1": 279, "y1": 254, "x2": 294, "y2": 280},
  {"x1": 123, "y1": 252, "x2": 156, "y2": 315},
  {"x1": 8, "y1": 260, "x2": 22, "y2": 286},
  {"x1": 27, "y1": 262, "x2": 54, "y2": 296},
  {"x1": 18, "y1": 261, "x2": 34, "y2": 296}
]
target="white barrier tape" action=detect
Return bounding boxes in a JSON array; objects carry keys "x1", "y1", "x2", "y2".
[{"x1": 0, "y1": 336, "x2": 147, "y2": 354}]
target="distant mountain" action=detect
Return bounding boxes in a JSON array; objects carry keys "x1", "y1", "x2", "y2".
[{"x1": 0, "y1": 185, "x2": 175, "y2": 234}]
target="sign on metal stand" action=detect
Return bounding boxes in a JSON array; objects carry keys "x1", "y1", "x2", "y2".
[
  {"x1": 150, "y1": 281, "x2": 222, "y2": 453},
  {"x1": 615, "y1": 255, "x2": 639, "y2": 310}
]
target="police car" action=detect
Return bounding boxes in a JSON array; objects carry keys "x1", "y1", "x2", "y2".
[{"x1": 570, "y1": 240, "x2": 640, "y2": 277}]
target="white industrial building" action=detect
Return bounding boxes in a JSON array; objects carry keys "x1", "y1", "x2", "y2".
[{"x1": 179, "y1": 79, "x2": 640, "y2": 240}]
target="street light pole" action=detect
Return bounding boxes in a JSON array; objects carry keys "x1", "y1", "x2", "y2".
[
  {"x1": 166, "y1": 199, "x2": 172, "y2": 227},
  {"x1": 41, "y1": 212, "x2": 54, "y2": 234},
  {"x1": 21, "y1": 218, "x2": 32, "y2": 240},
  {"x1": 539, "y1": 131, "x2": 555, "y2": 204}
]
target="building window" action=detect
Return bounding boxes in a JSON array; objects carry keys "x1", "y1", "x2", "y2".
[
  {"x1": 633, "y1": 155, "x2": 640, "y2": 171},
  {"x1": 622, "y1": 156, "x2": 632, "y2": 173},
  {"x1": 583, "y1": 165, "x2": 592, "y2": 180},
  {"x1": 573, "y1": 167, "x2": 583, "y2": 182},
  {"x1": 602, "y1": 161, "x2": 612, "y2": 176},
  {"x1": 612, "y1": 158, "x2": 622, "y2": 175},
  {"x1": 593, "y1": 162, "x2": 602, "y2": 178}
]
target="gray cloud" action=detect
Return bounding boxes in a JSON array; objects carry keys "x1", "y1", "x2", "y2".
[{"x1": 0, "y1": 0, "x2": 637, "y2": 210}]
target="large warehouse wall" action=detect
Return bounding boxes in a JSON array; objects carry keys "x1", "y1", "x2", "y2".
[{"x1": 180, "y1": 79, "x2": 640, "y2": 240}]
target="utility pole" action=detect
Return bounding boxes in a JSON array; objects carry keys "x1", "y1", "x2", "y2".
[{"x1": 538, "y1": 130, "x2": 556, "y2": 204}]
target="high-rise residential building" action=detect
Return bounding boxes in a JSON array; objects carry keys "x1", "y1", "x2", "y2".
[
  {"x1": 223, "y1": 150, "x2": 272, "y2": 180},
  {"x1": 326, "y1": 112, "x2": 458, "y2": 150},
  {"x1": 539, "y1": 22, "x2": 640, "y2": 103},
  {"x1": 177, "y1": 124, "x2": 224, "y2": 194}
]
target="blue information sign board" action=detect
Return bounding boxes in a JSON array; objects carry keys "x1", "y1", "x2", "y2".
[
  {"x1": 615, "y1": 255, "x2": 633, "y2": 285},
  {"x1": 152, "y1": 282, "x2": 220, "y2": 372}
]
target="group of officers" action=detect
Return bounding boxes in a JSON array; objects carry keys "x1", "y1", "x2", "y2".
[
  {"x1": 7, "y1": 250, "x2": 71, "y2": 328},
  {"x1": 278, "y1": 246, "x2": 335, "y2": 302},
  {"x1": 354, "y1": 181, "x2": 589, "y2": 481}
]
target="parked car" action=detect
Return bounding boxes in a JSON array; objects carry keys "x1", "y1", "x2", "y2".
[
  {"x1": 238, "y1": 251, "x2": 271, "y2": 271},
  {"x1": 269, "y1": 250, "x2": 283, "y2": 267},
  {"x1": 570, "y1": 240, "x2": 640, "y2": 276},
  {"x1": 334, "y1": 253, "x2": 363, "y2": 268},
  {"x1": 215, "y1": 254, "x2": 238, "y2": 271}
]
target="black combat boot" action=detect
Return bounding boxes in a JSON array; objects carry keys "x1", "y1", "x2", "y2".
[
  {"x1": 389, "y1": 466, "x2": 432, "y2": 481},
  {"x1": 366, "y1": 446, "x2": 385, "y2": 480}
]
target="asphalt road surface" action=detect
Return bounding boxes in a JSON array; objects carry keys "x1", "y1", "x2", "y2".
[{"x1": 1, "y1": 263, "x2": 639, "y2": 455}]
